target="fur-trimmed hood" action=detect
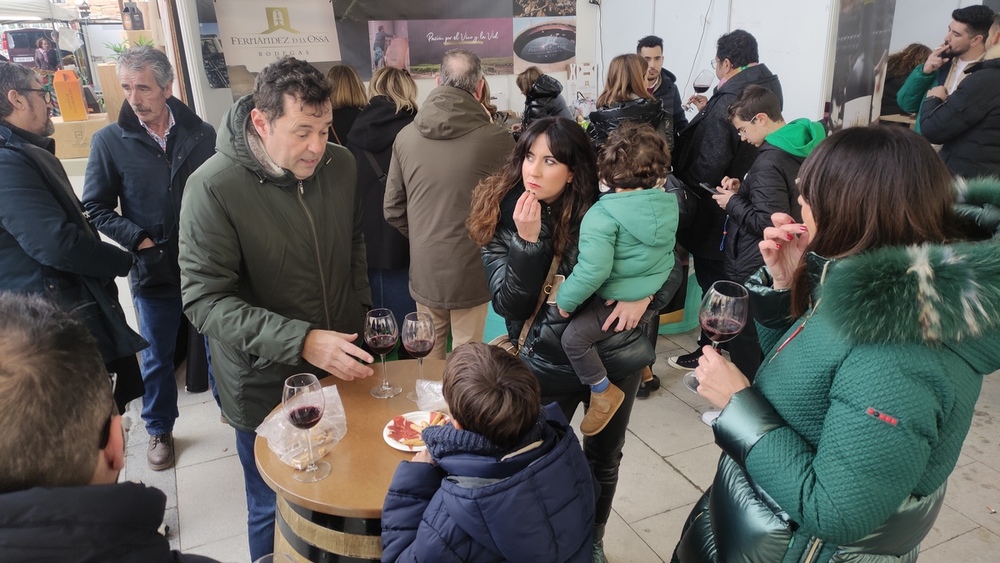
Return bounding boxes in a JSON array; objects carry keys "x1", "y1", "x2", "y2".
[{"x1": 818, "y1": 178, "x2": 1000, "y2": 372}]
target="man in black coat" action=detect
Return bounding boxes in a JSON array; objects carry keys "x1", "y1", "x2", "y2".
[
  {"x1": 920, "y1": 16, "x2": 1000, "y2": 178},
  {"x1": 0, "y1": 61, "x2": 146, "y2": 412},
  {"x1": 670, "y1": 29, "x2": 783, "y2": 373},
  {"x1": 637, "y1": 35, "x2": 688, "y2": 138},
  {"x1": 83, "y1": 46, "x2": 217, "y2": 472},
  {"x1": 0, "y1": 294, "x2": 216, "y2": 563}
]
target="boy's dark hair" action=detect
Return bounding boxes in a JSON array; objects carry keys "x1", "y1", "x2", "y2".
[
  {"x1": 0, "y1": 293, "x2": 113, "y2": 492},
  {"x1": 253, "y1": 57, "x2": 332, "y2": 124},
  {"x1": 442, "y1": 343, "x2": 540, "y2": 450},
  {"x1": 598, "y1": 122, "x2": 671, "y2": 189},
  {"x1": 716, "y1": 29, "x2": 759, "y2": 68},
  {"x1": 953, "y1": 5, "x2": 995, "y2": 41},
  {"x1": 727, "y1": 84, "x2": 783, "y2": 122},
  {"x1": 636, "y1": 35, "x2": 664, "y2": 52}
]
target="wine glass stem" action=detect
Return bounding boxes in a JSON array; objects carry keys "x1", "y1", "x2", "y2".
[
  {"x1": 380, "y1": 354, "x2": 389, "y2": 389},
  {"x1": 303, "y1": 428, "x2": 316, "y2": 471},
  {"x1": 417, "y1": 357, "x2": 424, "y2": 379},
  {"x1": 711, "y1": 342, "x2": 721, "y2": 350}
]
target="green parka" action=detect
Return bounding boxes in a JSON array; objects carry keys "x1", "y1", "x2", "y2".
[
  {"x1": 673, "y1": 178, "x2": 1000, "y2": 562},
  {"x1": 556, "y1": 188, "x2": 678, "y2": 312},
  {"x1": 179, "y1": 95, "x2": 370, "y2": 432}
]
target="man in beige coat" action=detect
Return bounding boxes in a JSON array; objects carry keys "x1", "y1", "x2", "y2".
[{"x1": 385, "y1": 49, "x2": 514, "y2": 358}]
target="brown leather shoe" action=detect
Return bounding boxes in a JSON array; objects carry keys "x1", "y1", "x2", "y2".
[
  {"x1": 147, "y1": 433, "x2": 174, "y2": 471},
  {"x1": 581, "y1": 384, "x2": 626, "y2": 436}
]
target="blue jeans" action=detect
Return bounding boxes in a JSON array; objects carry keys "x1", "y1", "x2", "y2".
[
  {"x1": 368, "y1": 267, "x2": 416, "y2": 326},
  {"x1": 235, "y1": 429, "x2": 276, "y2": 561},
  {"x1": 134, "y1": 293, "x2": 182, "y2": 436}
]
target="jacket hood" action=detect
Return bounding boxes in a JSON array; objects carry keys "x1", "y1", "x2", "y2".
[
  {"x1": 216, "y1": 94, "x2": 325, "y2": 187},
  {"x1": 818, "y1": 179, "x2": 1000, "y2": 372},
  {"x1": 425, "y1": 405, "x2": 594, "y2": 561},
  {"x1": 599, "y1": 188, "x2": 677, "y2": 246},
  {"x1": 413, "y1": 85, "x2": 493, "y2": 141},
  {"x1": 765, "y1": 118, "x2": 826, "y2": 159},
  {"x1": 345, "y1": 96, "x2": 416, "y2": 153},
  {"x1": 660, "y1": 67, "x2": 678, "y2": 85},
  {"x1": 528, "y1": 74, "x2": 564, "y2": 99}
]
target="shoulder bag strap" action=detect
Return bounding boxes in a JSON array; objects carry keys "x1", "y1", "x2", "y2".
[
  {"x1": 363, "y1": 150, "x2": 385, "y2": 179},
  {"x1": 516, "y1": 256, "x2": 561, "y2": 346}
]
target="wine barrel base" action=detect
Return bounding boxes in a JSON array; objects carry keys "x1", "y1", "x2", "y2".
[{"x1": 274, "y1": 496, "x2": 382, "y2": 562}]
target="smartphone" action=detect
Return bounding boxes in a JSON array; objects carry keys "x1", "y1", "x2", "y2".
[{"x1": 699, "y1": 182, "x2": 721, "y2": 195}]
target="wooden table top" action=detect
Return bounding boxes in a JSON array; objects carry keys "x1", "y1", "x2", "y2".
[{"x1": 255, "y1": 359, "x2": 446, "y2": 519}]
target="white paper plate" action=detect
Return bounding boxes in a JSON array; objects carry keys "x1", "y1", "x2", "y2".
[{"x1": 382, "y1": 411, "x2": 449, "y2": 452}]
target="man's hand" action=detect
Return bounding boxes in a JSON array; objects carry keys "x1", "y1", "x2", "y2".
[
  {"x1": 301, "y1": 330, "x2": 374, "y2": 381},
  {"x1": 686, "y1": 94, "x2": 708, "y2": 112},
  {"x1": 926, "y1": 85, "x2": 948, "y2": 101},
  {"x1": 136, "y1": 238, "x2": 156, "y2": 251},
  {"x1": 923, "y1": 43, "x2": 950, "y2": 75}
]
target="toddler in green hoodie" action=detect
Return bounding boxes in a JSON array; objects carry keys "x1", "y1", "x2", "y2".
[{"x1": 556, "y1": 123, "x2": 679, "y2": 436}]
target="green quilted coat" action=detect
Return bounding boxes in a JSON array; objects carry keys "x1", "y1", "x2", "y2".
[{"x1": 673, "y1": 178, "x2": 1000, "y2": 563}]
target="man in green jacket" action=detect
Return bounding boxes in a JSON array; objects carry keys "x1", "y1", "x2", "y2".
[
  {"x1": 895, "y1": 5, "x2": 993, "y2": 133},
  {"x1": 179, "y1": 57, "x2": 373, "y2": 561}
]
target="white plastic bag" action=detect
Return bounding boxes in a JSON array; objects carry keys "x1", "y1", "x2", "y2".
[
  {"x1": 256, "y1": 385, "x2": 348, "y2": 470},
  {"x1": 414, "y1": 379, "x2": 447, "y2": 413}
]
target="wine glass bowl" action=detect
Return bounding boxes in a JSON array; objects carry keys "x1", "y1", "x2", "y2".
[
  {"x1": 683, "y1": 280, "x2": 749, "y2": 393},
  {"x1": 366, "y1": 308, "x2": 401, "y2": 399},
  {"x1": 683, "y1": 69, "x2": 716, "y2": 111},
  {"x1": 402, "y1": 311, "x2": 435, "y2": 402},
  {"x1": 282, "y1": 373, "x2": 331, "y2": 482}
]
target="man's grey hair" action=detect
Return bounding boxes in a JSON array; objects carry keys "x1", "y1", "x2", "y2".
[
  {"x1": 439, "y1": 49, "x2": 482, "y2": 94},
  {"x1": 0, "y1": 62, "x2": 38, "y2": 119},
  {"x1": 116, "y1": 45, "x2": 174, "y2": 89}
]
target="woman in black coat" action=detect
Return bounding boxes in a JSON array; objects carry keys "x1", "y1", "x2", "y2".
[
  {"x1": 517, "y1": 66, "x2": 574, "y2": 130},
  {"x1": 468, "y1": 117, "x2": 678, "y2": 562},
  {"x1": 327, "y1": 64, "x2": 367, "y2": 145},
  {"x1": 345, "y1": 67, "x2": 418, "y2": 327},
  {"x1": 587, "y1": 54, "x2": 671, "y2": 149}
]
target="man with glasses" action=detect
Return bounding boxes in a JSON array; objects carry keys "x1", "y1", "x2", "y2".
[
  {"x1": 0, "y1": 61, "x2": 147, "y2": 413},
  {"x1": 670, "y1": 30, "x2": 783, "y2": 398},
  {"x1": 82, "y1": 46, "x2": 217, "y2": 472},
  {"x1": 0, "y1": 293, "x2": 216, "y2": 562}
]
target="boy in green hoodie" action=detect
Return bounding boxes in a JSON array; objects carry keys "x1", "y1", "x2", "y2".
[{"x1": 705, "y1": 84, "x2": 825, "y2": 401}]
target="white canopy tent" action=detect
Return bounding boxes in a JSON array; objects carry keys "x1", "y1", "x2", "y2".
[{"x1": 0, "y1": 0, "x2": 78, "y2": 23}]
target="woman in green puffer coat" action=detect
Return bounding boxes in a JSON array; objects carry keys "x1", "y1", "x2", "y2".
[{"x1": 672, "y1": 125, "x2": 1000, "y2": 563}]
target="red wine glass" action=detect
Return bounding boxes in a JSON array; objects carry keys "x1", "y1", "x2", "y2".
[
  {"x1": 282, "y1": 373, "x2": 330, "y2": 482},
  {"x1": 682, "y1": 69, "x2": 716, "y2": 111},
  {"x1": 402, "y1": 311, "x2": 435, "y2": 402},
  {"x1": 684, "y1": 280, "x2": 749, "y2": 393},
  {"x1": 366, "y1": 308, "x2": 401, "y2": 399}
]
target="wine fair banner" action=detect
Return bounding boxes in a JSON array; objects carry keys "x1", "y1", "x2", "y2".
[{"x1": 214, "y1": 0, "x2": 342, "y2": 95}]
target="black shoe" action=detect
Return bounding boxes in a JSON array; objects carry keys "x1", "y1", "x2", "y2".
[
  {"x1": 636, "y1": 374, "x2": 660, "y2": 399},
  {"x1": 668, "y1": 349, "x2": 702, "y2": 371}
]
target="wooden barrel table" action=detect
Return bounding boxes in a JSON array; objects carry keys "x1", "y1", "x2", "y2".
[{"x1": 255, "y1": 359, "x2": 446, "y2": 562}]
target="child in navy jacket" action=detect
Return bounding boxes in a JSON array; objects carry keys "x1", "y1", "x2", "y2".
[{"x1": 380, "y1": 342, "x2": 597, "y2": 562}]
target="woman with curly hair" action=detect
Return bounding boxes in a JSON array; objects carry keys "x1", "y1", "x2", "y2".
[
  {"x1": 468, "y1": 117, "x2": 679, "y2": 562},
  {"x1": 880, "y1": 43, "x2": 932, "y2": 117}
]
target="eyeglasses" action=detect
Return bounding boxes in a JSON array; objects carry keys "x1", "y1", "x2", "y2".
[
  {"x1": 710, "y1": 59, "x2": 718, "y2": 69},
  {"x1": 18, "y1": 88, "x2": 53, "y2": 104},
  {"x1": 736, "y1": 116, "x2": 758, "y2": 137}
]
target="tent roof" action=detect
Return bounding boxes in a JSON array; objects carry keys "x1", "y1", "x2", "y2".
[{"x1": 0, "y1": 0, "x2": 78, "y2": 23}]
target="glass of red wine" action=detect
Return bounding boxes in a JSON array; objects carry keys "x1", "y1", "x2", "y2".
[
  {"x1": 402, "y1": 311, "x2": 435, "y2": 402},
  {"x1": 682, "y1": 69, "x2": 716, "y2": 111},
  {"x1": 683, "y1": 280, "x2": 749, "y2": 393},
  {"x1": 366, "y1": 308, "x2": 401, "y2": 399},
  {"x1": 282, "y1": 373, "x2": 331, "y2": 482}
]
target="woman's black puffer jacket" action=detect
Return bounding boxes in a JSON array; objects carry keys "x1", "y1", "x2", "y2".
[
  {"x1": 587, "y1": 98, "x2": 673, "y2": 149},
  {"x1": 522, "y1": 75, "x2": 575, "y2": 130},
  {"x1": 481, "y1": 185, "x2": 676, "y2": 396}
]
